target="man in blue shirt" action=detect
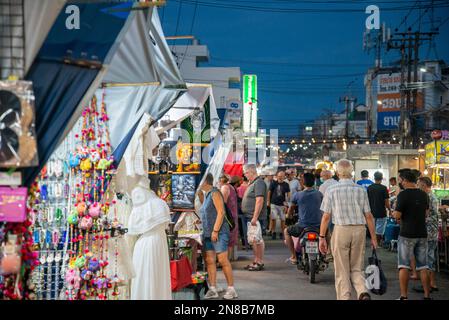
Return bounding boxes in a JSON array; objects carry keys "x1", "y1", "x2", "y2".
[
  {"x1": 357, "y1": 170, "x2": 374, "y2": 190},
  {"x1": 284, "y1": 173, "x2": 323, "y2": 264}
]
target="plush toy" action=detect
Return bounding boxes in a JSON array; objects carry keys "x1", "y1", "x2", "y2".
[
  {"x1": 67, "y1": 211, "x2": 79, "y2": 225},
  {"x1": 89, "y1": 202, "x2": 101, "y2": 218},
  {"x1": 79, "y1": 216, "x2": 93, "y2": 230},
  {"x1": 97, "y1": 158, "x2": 113, "y2": 170},
  {"x1": 80, "y1": 269, "x2": 93, "y2": 281},
  {"x1": 65, "y1": 269, "x2": 81, "y2": 289},
  {"x1": 76, "y1": 202, "x2": 87, "y2": 215},
  {"x1": 74, "y1": 256, "x2": 86, "y2": 269},
  {"x1": 90, "y1": 150, "x2": 101, "y2": 163},
  {"x1": 88, "y1": 259, "x2": 100, "y2": 272},
  {"x1": 69, "y1": 154, "x2": 80, "y2": 168},
  {"x1": 80, "y1": 158, "x2": 92, "y2": 171}
]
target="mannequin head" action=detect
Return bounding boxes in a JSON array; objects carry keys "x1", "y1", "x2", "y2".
[{"x1": 132, "y1": 178, "x2": 152, "y2": 205}]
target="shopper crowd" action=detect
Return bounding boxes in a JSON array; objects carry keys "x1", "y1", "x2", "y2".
[{"x1": 197, "y1": 159, "x2": 443, "y2": 300}]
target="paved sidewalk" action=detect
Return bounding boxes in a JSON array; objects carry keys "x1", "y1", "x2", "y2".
[{"x1": 213, "y1": 237, "x2": 449, "y2": 300}]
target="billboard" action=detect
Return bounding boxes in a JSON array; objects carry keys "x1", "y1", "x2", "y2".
[
  {"x1": 377, "y1": 111, "x2": 400, "y2": 131},
  {"x1": 376, "y1": 72, "x2": 424, "y2": 131},
  {"x1": 243, "y1": 75, "x2": 257, "y2": 133}
]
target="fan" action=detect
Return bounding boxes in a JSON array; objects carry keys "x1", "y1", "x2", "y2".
[{"x1": 0, "y1": 90, "x2": 21, "y2": 163}]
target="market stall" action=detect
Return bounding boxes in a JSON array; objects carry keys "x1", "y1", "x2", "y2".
[
  {"x1": 424, "y1": 139, "x2": 449, "y2": 272},
  {"x1": 0, "y1": 2, "x2": 191, "y2": 301}
]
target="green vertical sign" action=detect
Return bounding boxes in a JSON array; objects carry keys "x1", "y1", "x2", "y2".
[{"x1": 243, "y1": 75, "x2": 258, "y2": 132}]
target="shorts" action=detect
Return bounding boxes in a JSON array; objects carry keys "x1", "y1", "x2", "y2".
[
  {"x1": 375, "y1": 217, "x2": 388, "y2": 235},
  {"x1": 270, "y1": 204, "x2": 286, "y2": 220},
  {"x1": 203, "y1": 232, "x2": 230, "y2": 253},
  {"x1": 398, "y1": 236, "x2": 428, "y2": 271},
  {"x1": 427, "y1": 240, "x2": 437, "y2": 272}
]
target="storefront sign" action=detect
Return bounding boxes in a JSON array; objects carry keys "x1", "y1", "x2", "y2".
[
  {"x1": 377, "y1": 111, "x2": 400, "y2": 131},
  {"x1": 425, "y1": 140, "x2": 449, "y2": 165},
  {"x1": 349, "y1": 144, "x2": 400, "y2": 150},
  {"x1": 377, "y1": 73, "x2": 401, "y2": 94},
  {"x1": 243, "y1": 75, "x2": 258, "y2": 133},
  {"x1": 377, "y1": 93, "x2": 401, "y2": 112}
]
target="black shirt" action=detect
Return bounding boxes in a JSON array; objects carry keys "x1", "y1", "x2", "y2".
[
  {"x1": 269, "y1": 181, "x2": 290, "y2": 206},
  {"x1": 367, "y1": 183, "x2": 389, "y2": 218},
  {"x1": 395, "y1": 188, "x2": 429, "y2": 238}
]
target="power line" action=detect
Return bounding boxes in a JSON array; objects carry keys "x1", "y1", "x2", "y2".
[
  {"x1": 171, "y1": 0, "x2": 183, "y2": 51},
  {"x1": 179, "y1": 0, "x2": 198, "y2": 68},
  {"x1": 170, "y1": 0, "x2": 449, "y2": 14}
]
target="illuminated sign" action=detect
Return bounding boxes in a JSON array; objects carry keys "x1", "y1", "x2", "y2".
[{"x1": 243, "y1": 75, "x2": 258, "y2": 133}]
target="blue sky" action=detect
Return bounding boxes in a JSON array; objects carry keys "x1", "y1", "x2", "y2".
[{"x1": 160, "y1": 1, "x2": 449, "y2": 135}]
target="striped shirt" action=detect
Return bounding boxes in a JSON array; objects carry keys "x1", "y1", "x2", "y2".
[{"x1": 320, "y1": 179, "x2": 371, "y2": 225}]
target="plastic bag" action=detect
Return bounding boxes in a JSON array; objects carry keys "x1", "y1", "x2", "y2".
[
  {"x1": 365, "y1": 249, "x2": 387, "y2": 295},
  {"x1": 0, "y1": 80, "x2": 38, "y2": 168},
  {"x1": 247, "y1": 221, "x2": 263, "y2": 244},
  {"x1": 174, "y1": 211, "x2": 202, "y2": 245}
]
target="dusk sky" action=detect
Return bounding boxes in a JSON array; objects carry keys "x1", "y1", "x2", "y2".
[{"x1": 161, "y1": 1, "x2": 449, "y2": 135}]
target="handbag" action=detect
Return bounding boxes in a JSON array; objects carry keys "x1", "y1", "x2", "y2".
[
  {"x1": 170, "y1": 256, "x2": 193, "y2": 292},
  {"x1": 0, "y1": 187, "x2": 28, "y2": 222},
  {"x1": 365, "y1": 249, "x2": 387, "y2": 295}
]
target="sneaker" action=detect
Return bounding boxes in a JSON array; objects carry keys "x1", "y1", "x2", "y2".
[
  {"x1": 396, "y1": 296, "x2": 408, "y2": 300},
  {"x1": 279, "y1": 232, "x2": 284, "y2": 240},
  {"x1": 223, "y1": 287, "x2": 238, "y2": 300},
  {"x1": 204, "y1": 288, "x2": 219, "y2": 299},
  {"x1": 423, "y1": 297, "x2": 433, "y2": 300},
  {"x1": 216, "y1": 287, "x2": 226, "y2": 294}
]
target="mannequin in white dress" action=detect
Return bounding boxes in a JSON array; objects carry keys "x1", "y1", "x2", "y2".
[{"x1": 128, "y1": 178, "x2": 172, "y2": 300}]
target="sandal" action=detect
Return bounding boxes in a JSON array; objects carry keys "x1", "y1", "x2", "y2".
[
  {"x1": 244, "y1": 262, "x2": 257, "y2": 270},
  {"x1": 248, "y1": 263, "x2": 264, "y2": 271},
  {"x1": 285, "y1": 257, "x2": 298, "y2": 265}
]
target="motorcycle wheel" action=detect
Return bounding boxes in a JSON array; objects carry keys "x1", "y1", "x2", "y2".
[{"x1": 309, "y1": 259, "x2": 316, "y2": 283}]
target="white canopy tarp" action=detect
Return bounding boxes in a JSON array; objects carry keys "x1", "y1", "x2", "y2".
[
  {"x1": 60, "y1": 6, "x2": 185, "y2": 148},
  {"x1": 103, "y1": 8, "x2": 183, "y2": 86},
  {"x1": 156, "y1": 84, "x2": 220, "y2": 139},
  {"x1": 96, "y1": 84, "x2": 180, "y2": 150}
]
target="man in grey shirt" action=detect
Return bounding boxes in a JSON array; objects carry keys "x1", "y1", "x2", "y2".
[{"x1": 241, "y1": 164, "x2": 267, "y2": 271}]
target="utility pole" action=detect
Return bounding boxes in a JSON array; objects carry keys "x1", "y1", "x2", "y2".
[
  {"x1": 339, "y1": 95, "x2": 357, "y2": 142},
  {"x1": 387, "y1": 30, "x2": 438, "y2": 149}
]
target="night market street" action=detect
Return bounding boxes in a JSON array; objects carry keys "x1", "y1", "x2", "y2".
[{"x1": 212, "y1": 236, "x2": 449, "y2": 300}]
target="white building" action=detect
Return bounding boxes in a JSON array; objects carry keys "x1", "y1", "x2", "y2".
[{"x1": 168, "y1": 37, "x2": 242, "y2": 128}]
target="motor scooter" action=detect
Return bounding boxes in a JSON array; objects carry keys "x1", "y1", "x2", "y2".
[{"x1": 294, "y1": 227, "x2": 328, "y2": 283}]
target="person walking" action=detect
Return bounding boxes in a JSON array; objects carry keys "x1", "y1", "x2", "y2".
[
  {"x1": 367, "y1": 172, "x2": 391, "y2": 246},
  {"x1": 416, "y1": 176, "x2": 439, "y2": 293},
  {"x1": 219, "y1": 175, "x2": 239, "y2": 259},
  {"x1": 318, "y1": 170, "x2": 339, "y2": 261},
  {"x1": 392, "y1": 169, "x2": 431, "y2": 300},
  {"x1": 318, "y1": 159, "x2": 377, "y2": 300},
  {"x1": 230, "y1": 176, "x2": 247, "y2": 250},
  {"x1": 285, "y1": 173, "x2": 323, "y2": 264},
  {"x1": 389, "y1": 177, "x2": 400, "y2": 197},
  {"x1": 241, "y1": 164, "x2": 267, "y2": 271},
  {"x1": 356, "y1": 170, "x2": 374, "y2": 190},
  {"x1": 199, "y1": 173, "x2": 238, "y2": 300},
  {"x1": 318, "y1": 170, "x2": 338, "y2": 197},
  {"x1": 286, "y1": 169, "x2": 301, "y2": 226},
  {"x1": 267, "y1": 171, "x2": 290, "y2": 240}
]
